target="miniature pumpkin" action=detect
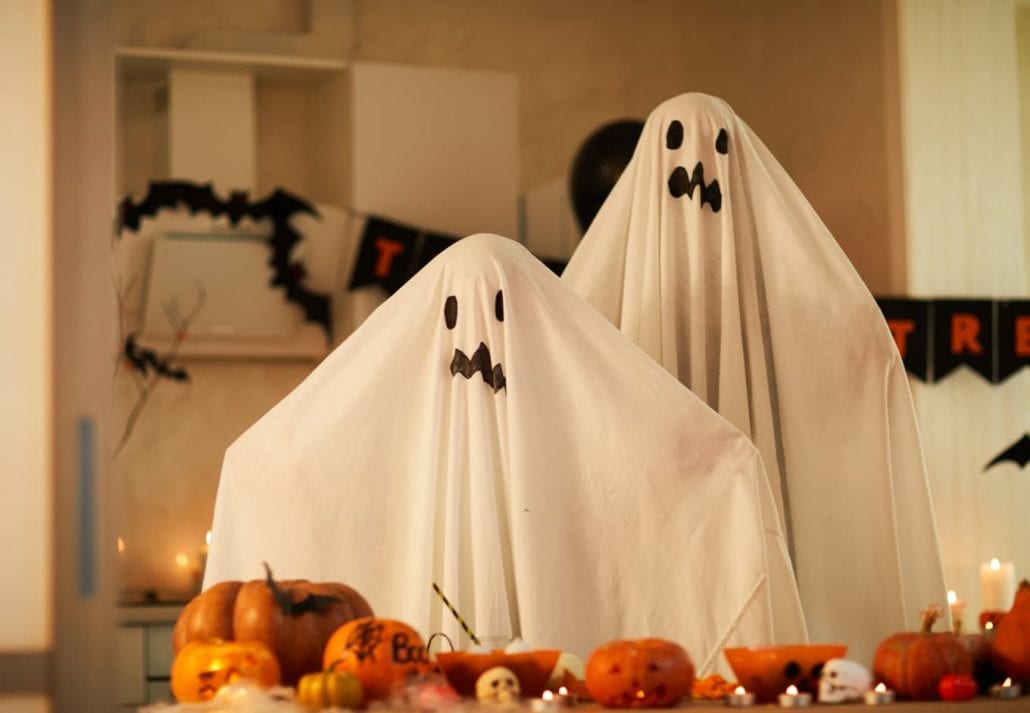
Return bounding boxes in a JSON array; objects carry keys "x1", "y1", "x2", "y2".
[
  {"x1": 992, "y1": 579, "x2": 1030, "y2": 684},
  {"x1": 173, "y1": 563, "x2": 373, "y2": 684},
  {"x1": 171, "y1": 639, "x2": 280, "y2": 702},
  {"x1": 323, "y1": 617, "x2": 431, "y2": 701},
  {"x1": 585, "y1": 638, "x2": 695, "y2": 707},
  {"x1": 296, "y1": 661, "x2": 364, "y2": 709},
  {"x1": 872, "y1": 606, "x2": 974, "y2": 699}
]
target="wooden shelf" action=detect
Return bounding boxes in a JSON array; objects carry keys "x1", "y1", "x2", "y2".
[{"x1": 116, "y1": 45, "x2": 347, "y2": 82}]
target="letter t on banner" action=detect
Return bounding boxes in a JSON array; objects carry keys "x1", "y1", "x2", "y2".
[
  {"x1": 876, "y1": 298, "x2": 930, "y2": 381},
  {"x1": 349, "y1": 217, "x2": 420, "y2": 294}
]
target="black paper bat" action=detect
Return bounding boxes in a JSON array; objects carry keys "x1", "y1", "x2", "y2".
[
  {"x1": 119, "y1": 182, "x2": 330, "y2": 334},
  {"x1": 123, "y1": 333, "x2": 189, "y2": 382},
  {"x1": 984, "y1": 433, "x2": 1030, "y2": 471},
  {"x1": 262, "y1": 562, "x2": 344, "y2": 616}
]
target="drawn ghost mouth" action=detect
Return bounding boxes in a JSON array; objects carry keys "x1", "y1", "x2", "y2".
[
  {"x1": 451, "y1": 342, "x2": 506, "y2": 392},
  {"x1": 668, "y1": 162, "x2": 722, "y2": 212}
]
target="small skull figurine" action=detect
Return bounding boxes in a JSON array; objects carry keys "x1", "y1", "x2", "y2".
[
  {"x1": 818, "y1": 658, "x2": 872, "y2": 703},
  {"x1": 476, "y1": 666, "x2": 521, "y2": 706}
]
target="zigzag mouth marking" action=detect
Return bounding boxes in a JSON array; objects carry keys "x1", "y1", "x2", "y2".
[
  {"x1": 450, "y1": 342, "x2": 506, "y2": 392},
  {"x1": 668, "y1": 161, "x2": 722, "y2": 212}
]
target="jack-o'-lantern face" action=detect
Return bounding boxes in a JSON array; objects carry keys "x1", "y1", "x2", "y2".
[
  {"x1": 170, "y1": 640, "x2": 281, "y2": 702},
  {"x1": 585, "y1": 639, "x2": 695, "y2": 708}
]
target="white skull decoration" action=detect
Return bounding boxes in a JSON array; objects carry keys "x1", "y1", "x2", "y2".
[
  {"x1": 476, "y1": 666, "x2": 521, "y2": 705},
  {"x1": 818, "y1": 658, "x2": 872, "y2": 703}
]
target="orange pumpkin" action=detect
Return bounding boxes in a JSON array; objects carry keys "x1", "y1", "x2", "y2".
[
  {"x1": 173, "y1": 563, "x2": 373, "y2": 684},
  {"x1": 585, "y1": 639, "x2": 694, "y2": 707},
  {"x1": 323, "y1": 617, "x2": 430, "y2": 701},
  {"x1": 992, "y1": 579, "x2": 1030, "y2": 684},
  {"x1": 171, "y1": 639, "x2": 280, "y2": 702},
  {"x1": 872, "y1": 606, "x2": 974, "y2": 700}
]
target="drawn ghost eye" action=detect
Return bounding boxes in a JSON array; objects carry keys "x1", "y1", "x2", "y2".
[
  {"x1": 495, "y1": 290, "x2": 504, "y2": 322},
  {"x1": 445, "y1": 295, "x2": 457, "y2": 329},
  {"x1": 666, "y1": 120, "x2": 683, "y2": 150},
  {"x1": 716, "y1": 128, "x2": 728, "y2": 154}
]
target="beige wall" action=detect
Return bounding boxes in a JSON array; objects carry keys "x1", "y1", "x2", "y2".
[
  {"x1": 0, "y1": 0, "x2": 53, "y2": 652},
  {"x1": 114, "y1": 0, "x2": 906, "y2": 594},
  {"x1": 1019, "y1": 4, "x2": 1030, "y2": 283}
]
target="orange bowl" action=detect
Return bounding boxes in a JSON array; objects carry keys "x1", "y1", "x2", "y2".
[
  {"x1": 723, "y1": 644, "x2": 847, "y2": 703},
  {"x1": 435, "y1": 650, "x2": 561, "y2": 698}
]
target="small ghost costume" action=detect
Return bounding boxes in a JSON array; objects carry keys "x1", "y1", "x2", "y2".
[
  {"x1": 562, "y1": 93, "x2": 946, "y2": 662},
  {"x1": 204, "y1": 234, "x2": 806, "y2": 673}
]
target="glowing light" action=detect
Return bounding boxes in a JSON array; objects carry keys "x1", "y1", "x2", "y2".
[
  {"x1": 785, "y1": 685, "x2": 799, "y2": 696},
  {"x1": 558, "y1": 687, "x2": 568, "y2": 696},
  {"x1": 205, "y1": 530, "x2": 212, "y2": 547},
  {"x1": 1003, "y1": 678, "x2": 1013, "y2": 687},
  {"x1": 875, "y1": 683, "x2": 887, "y2": 693},
  {"x1": 175, "y1": 552, "x2": 189, "y2": 568},
  {"x1": 986, "y1": 621, "x2": 995, "y2": 631},
  {"x1": 947, "y1": 589, "x2": 957, "y2": 605},
  {"x1": 990, "y1": 558, "x2": 1001, "y2": 570},
  {"x1": 542, "y1": 691, "x2": 553, "y2": 701},
  {"x1": 734, "y1": 685, "x2": 746, "y2": 695},
  {"x1": 117, "y1": 537, "x2": 125, "y2": 554},
  {"x1": 635, "y1": 690, "x2": 645, "y2": 699}
]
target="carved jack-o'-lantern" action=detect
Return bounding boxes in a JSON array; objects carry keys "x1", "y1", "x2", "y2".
[
  {"x1": 585, "y1": 639, "x2": 695, "y2": 708},
  {"x1": 322, "y1": 617, "x2": 431, "y2": 701},
  {"x1": 170, "y1": 639, "x2": 281, "y2": 702}
]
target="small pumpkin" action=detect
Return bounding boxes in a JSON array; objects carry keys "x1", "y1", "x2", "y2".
[
  {"x1": 297, "y1": 661, "x2": 364, "y2": 710},
  {"x1": 872, "y1": 606, "x2": 974, "y2": 700},
  {"x1": 585, "y1": 638, "x2": 695, "y2": 708},
  {"x1": 323, "y1": 617, "x2": 431, "y2": 701},
  {"x1": 171, "y1": 639, "x2": 280, "y2": 702},
  {"x1": 173, "y1": 563, "x2": 373, "y2": 684},
  {"x1": 992, "y1": 579, "x2": 1030, "y2": 684}
]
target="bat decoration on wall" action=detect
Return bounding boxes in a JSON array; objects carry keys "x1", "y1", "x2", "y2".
[
  {"x1": 123, "y1": 333, "x2": 189, "y2": 382},
  {"x1": 984, "y1": 433, "x2": 1030, "y2": 471},
  {"x1": 119, "y1": 181, "x2": 331, "y2": 334}
]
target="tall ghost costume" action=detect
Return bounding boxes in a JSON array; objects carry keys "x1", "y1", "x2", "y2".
[
  {"x1": 205, "y1": 234, "x2": 806, "y2": 673},
  {"x1": 562, "y1": 93, "x2": 947, "y2": 662}
]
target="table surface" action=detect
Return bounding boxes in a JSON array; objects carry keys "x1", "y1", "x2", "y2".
[{"x1": 664, "y1": 700, "x2": 1028, "y2": 711}]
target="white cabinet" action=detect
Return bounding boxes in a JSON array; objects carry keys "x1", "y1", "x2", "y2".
[{"x1": 115, "y1": 606, "x2": 180, "y2": 709}]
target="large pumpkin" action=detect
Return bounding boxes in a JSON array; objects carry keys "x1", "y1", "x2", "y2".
[
  {"x1": 171, "y1": 640, "x2": 280, "y2": 702},
  {"x1": 323, "y1": 617, "x2": 430, "y2": 701},
  {"x1": 585, "y1": 639, "x2": 694, "y2": 708},
  {"x1": 173, "y1": 563, "x2": 373, "y2": 684},
  {"x1": 992, "y1": 579, "x2": 1030, "y2": 684},
  {"x1": 872, "y1": 606, "x2": 974, "y2": 700}
]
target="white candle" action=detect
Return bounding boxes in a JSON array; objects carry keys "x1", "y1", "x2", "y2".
[
  {"x1": 947, "y1": 589, "x2": 966, "y2": 634},
  {"x1": 778, "y1": 685, "x2": 812, "y2": 708},
  {"x1": 864, "y1": 683, "x2": 895, "y2": 705},
  {"x1": 726, "y1": 685, "x2": 756, "y2": 707},
  {"x1": 981, "y1": 558, "x2": 1016, "y2": 611}
]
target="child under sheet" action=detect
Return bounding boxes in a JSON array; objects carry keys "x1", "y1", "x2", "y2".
[
  {"x1": 204, "y1": 233, "x2": 807, "y2": 673},
  {"x1": 562, "y1": 93, "x2": 947, "y2": 664}
]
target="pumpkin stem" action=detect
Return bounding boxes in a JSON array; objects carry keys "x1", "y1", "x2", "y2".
[{"x1": 920, "y1": 604, "x2": 944, "y2": 635}]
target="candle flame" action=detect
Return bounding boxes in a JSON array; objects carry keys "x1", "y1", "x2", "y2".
[
  {"x1": 543, "y1": 691, "x2": 554, "y2": 701},
  {"x1": 734, "y1": 686, "x2": 745, "y2": 695},
  {"x1": 786, "y1": 685, "x2": 798, "y2": 695},
  {"x1": 947, "y1": 589, "x2": 957, "y2": 605},
  {"x1": 205, "y1": 530, "x2": 212, "y2": 546},
  {"x1": 991, "y1": 557, "x2": 1001, "y2": 570},
  {"x1": 175, "y1": 552, "x2": 189, "y2": 568},
  {"x1": 1003, "y1": 678, "x2": 1012, "y2": 687},
  {"x1": 117, "y1": 537, "x2": 125, "y2": 554},
  {"x1": 986, "y1": 621, "x2": 995, "y2": 631},
  {"x1": 558, "y1": 687, "x2": 568, "y2": 696},
  {"x1": 875, "y1": 683, "x2": 886, "y2": 693}
]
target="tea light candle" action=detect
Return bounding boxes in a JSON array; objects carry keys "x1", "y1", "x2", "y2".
[
  {"x1": 981, "y1": 558, "x2": 1016, "y2": 611},
  {"x1": 947, "y1": 589, "x2": 965, "y2": 635},
  {"x1": 531, "y1": 690, "x2": 560, "y2": 712},
  {"x1": 726, "y1": 685, "x2": 756, "y2": 707},
  {"x1": 778, "y1": 685, "x2": 811, "y2": 708},
  {"x1": 989, "y1": 677, "x2": 1023, "y2": 700},
  {"x1": 864, "y1": 683, "x2": 895, "y2": 705},
  {"x1": 555, "y1": 686, "x2": 576, "y2": 707}
]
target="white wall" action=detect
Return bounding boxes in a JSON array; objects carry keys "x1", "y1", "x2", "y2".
[
  {"x1": 898, "y1": 0, "x2": 1029, "y2": 618},
  {"x1": 0, "y1": 0, "x2": 53, "y2": 654}
]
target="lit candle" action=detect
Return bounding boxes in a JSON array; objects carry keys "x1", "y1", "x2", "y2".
[
  {"x1": 981, "y1": 558, "x2": 1016, "y2": 611},
  {"x1": 531, "y1": 690, "x2": 560, "y2": 712},
  {"x1": 778, "y1": 685, "x2": 812, "y2": 708},
  {"x1": 947, "y1": 589, "x2": 966, "y2": 635},
  {"x1": 726, "y1": 685, "x2": 756, "y2": 707},
  {"x1": 864, "y1": 683, "x2": 895, "y2": 705},
  {"x1": 989, "y1": 677, "x2": 1023, "y2": 700},
  {"x1": 555, "y1": 685, "x2": 576, "y2": 707}
]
